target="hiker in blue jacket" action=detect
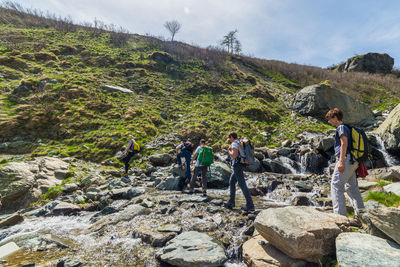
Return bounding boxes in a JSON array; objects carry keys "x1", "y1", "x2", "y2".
[
  {"x1": 326, "y1": 108, "x2": 364, "y2": 216},
  {"x1": 225, "y1": 132, "x2": 255, "y2": 212},
  {"x1": 122, "y1": 136, "x2": 139, "y2": 175},
  {"x1": 176, "y1": 138, "x2": 194, "y2": 182}
]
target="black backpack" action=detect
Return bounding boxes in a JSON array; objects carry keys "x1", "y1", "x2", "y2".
[{"x1": 182, "y1": 141, "x2": 195, "y2": 153}]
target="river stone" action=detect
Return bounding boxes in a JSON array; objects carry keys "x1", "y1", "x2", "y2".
[
  {"x1": 156, "y1": 231, "x2": 227, "y2": 267},
  {"x1": 49, "y1": 202, "x2": 81, "y2": 216},
  {"x1": 262, "y1": 159, "x2": 291, "y2": 174},
  {"x1": 336, "y1": 232, "x2": 400, "y2": 267},
  {"x1": 243, "y1": 235, "x2": 306, "y2": 267},
  {"x1": 208, "y1": 162, "x2": 232, "y2": 188},
  {"x1": 383, "y1": 183, "x2": 400, "y2": 196},
  {"x1": 25, "y1": 200, "x2": 61, "y2": 217},
  {"x1": 374, "y1": 103, "x2": 400, "y2": 154},
  {"x1": 156, "y1": 177, "x2": 181, "y2": 191},
  {"x1": 292, "y1": 83, "x2": 374, "y2": 126},
  {"x1": 254, "y1": 206, "x2": 350, "y2": 262},
  {"x1": 245, "y1": 158, "x2": 262, "y2": 172},
  {"x1": 366, "y1": 166, "x2": 400, "y2": 182},
  {"x1": 0, "y1": 213, "x2": 24, "y2": 227},
  {"x1": 133, "y1": 227, "x2": 176, "y2": 247},
  {"x1": 101, "y1": 84, "x2": 132, "y2": 93},
  {"x1": 157, "y1": 224, "x2": 182, "y2": 233},
  {"x1": 364, "y1": 207, "x2": 400, "y2": 245},
  {"x1": 178, "y1": 195, "x2": 208, "y2": 205},
  {"x1": 0, "y1": 242, "x2": 20, "y2": 259},
  {"x1": 148, "y1": 153, "x2": 172, "y2": 166}
]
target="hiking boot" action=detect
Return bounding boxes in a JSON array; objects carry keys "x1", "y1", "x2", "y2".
[
  {"x1": 241, "y1": 206, "x2": 255, "y2": 212},
  {"x1": 224, "y1": 202, "x2": 234, "y2": 210}
]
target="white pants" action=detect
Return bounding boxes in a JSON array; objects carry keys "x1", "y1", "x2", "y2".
[{"x1": 331, "y1": 156, "x2": 365, "y2": 216}]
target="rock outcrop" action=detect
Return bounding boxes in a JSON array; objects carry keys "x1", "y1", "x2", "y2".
[
  {"x1": 374, "y1": 103, "x2": 400, "y2": 154},
  {"x1": 292, "y1": 83, "x2": 375, "y2": 126},
  {"x1": 333, "y1": 53, "x2": 394, "y2": 74}
]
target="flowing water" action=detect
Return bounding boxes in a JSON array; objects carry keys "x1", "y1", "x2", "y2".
[{"x1": 374, "y1": 134, "x2": 398, "y2": 167}]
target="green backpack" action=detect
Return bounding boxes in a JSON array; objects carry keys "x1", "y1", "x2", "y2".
[{"x1": 198, "y1": 146, "x2": 214, "y2": 166}]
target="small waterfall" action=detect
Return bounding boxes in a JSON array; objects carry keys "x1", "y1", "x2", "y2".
[
  {"x1": 375, "y1": 134, "x2": 398, "y2": 167},
  {"x1": 278, "y1": 156, "x2": 299, "y2": 174}
]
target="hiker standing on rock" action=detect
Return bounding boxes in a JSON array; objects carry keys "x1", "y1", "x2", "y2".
[
  {"x1": 189, "y1": 139, "x2": 212, "y2": 196},
  {"x1": 122, "y1": 136, "x2": 140, "y2": 175},
  {"x1": 176, "y1": 138, "x2": 194, "y2": 183},
  {"x1": 326, "y1": 108, "x2": 365, "y2": 216},
  {"x1": 225, "y1": 132, "x2": 255, "y2": 212}
]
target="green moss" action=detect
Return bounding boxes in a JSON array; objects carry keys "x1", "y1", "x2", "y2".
[{"x1": 376, "y1": 179, "x2": 391, "y2": 187}]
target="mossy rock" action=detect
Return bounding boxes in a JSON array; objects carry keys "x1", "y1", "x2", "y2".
[
  {"x1": 149, "y1": 51, "x2": 173, "y2": 64},
  {"x1": 246, "y1": 85, "x2": 276, "y2": 101},
  {"x1": 241, "y1": 107, "x2": 279, "y2": 122},
  {"x1": 0, "y1": 56, "x2": 28, "y2": 69},
  {"x1": 34, "y1": 52, "x2": 58, "y2": 61},
  {"x1": 245, "y1": 75, "x2": 257, "y2": 85}
]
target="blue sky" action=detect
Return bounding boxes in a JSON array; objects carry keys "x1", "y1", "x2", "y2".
[{"x1": 11, "y1": 0, "x2": 400, "y2": 68}]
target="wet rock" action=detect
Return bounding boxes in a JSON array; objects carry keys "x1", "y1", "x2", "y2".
[
  {"x1": 243, "y1": 235, "x2": 306, "y2": 267},
  {"x1": 0, "y1": 242, "x2": 20, "y2": 259},
  {"x1": 25, "y1": 200, "x2": 61, "y2": 217},
  {"x1": 336, "y1": 232, "x2": 400, "y2": 267},
  {"x1": 374, "y1": 103, "x2": 400, "y2": 154},
  {"x1": 294, "y1": 181, "x2": 313, "y2": 192},
  {"x1": 134, "y1": 227, "x2": 176, "y2": 247},
  {"x1": 261, "y1": 159, "x2": 291, "y2": 174},
  {"x1": 156, "y1": 231, "x2": 227, "y2": 267},
  {"x1": 49, "y1": 202, "x2": 81, "y2": 216},
  {"x1": 56, "y1": 258, "x2": 82, "y2": 267},
  {"x1": 111, "y1": 186, "x2": 145, "y2": 199},
  {"x1": 362, "y1": 207, "x2": 400, "y2": 245},
  {"x1": 245, "y1": 158, "x2": 262, "y2": 172},
  {"x1": 254, "y1": 206, "x2": 350, "y2": 262},
  {"x1": 0, "y1": 213, "x2": 24, "y2": 227},
  {"x1": 208, "y1": 162, "x2": 232, "y2": 188},
  {"x1": 383, "y1": 182, "x2": 400, "y2": 195},
  {"x1": 148, "y1": 153, "x2": 172, "y2": 166},
  {"x1": 291, "y1": 195, "x2": 312, "y2": 206}
]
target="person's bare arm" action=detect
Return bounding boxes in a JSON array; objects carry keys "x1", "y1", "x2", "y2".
[{"x1": 338, "y1": 135, "x2": 348, "y2": 173}]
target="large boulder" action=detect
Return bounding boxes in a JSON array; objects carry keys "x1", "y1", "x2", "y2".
[
  {"x1": 254, "y1": 206, "x2": 350, "y2": 262},
  {"x1": 0, "y1": 157, "x2": 70, "y2": 214},
  {"x1": 334, "y1": 53, "x2": 394, "y2": 74},
  {"x1": 148, "y1": 153, "x2": 172, "y2": 167},
  {"x1": 292, "y1": 83, "x2": 374, "y2": 126},
  {"x1": 374, "y1": 103, "x2": 400, "y2": 154},
  {"x1": 156, "y1": 231, "x2": 227, "y2": 267},
  {"x1": 383, "y1": 183, "x2": 400, "y2": 196},
  {"x1": 208, "y1": 162, "x2": 232, "y2": 188},
  {"x1": 336, "y1": 232, "x2": 400, "y2": 266},
  {"x1": 366, "y1": 166, "x2": 400, "y2": 182},
  {"x1": 243, "y1": 235, "x2": 306, "y2": 267},
  {"x1": 362, "y1": 207, "x2": 400, "y2": 246}
]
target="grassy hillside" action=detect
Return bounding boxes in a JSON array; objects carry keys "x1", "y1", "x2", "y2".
[{"x1": 1, "y1": 7, "x2": 399, "y2": 164}]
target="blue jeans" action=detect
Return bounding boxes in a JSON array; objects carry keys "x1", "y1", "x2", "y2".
[
  {"x1": 177, "y1": 150, "x2": 192, "y2": 179},
  {"x1": 228, "y1": 162, "x2": 254, "y2": 209}
]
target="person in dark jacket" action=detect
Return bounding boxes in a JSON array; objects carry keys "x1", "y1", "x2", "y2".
[{"x1": 176, "y1": 138, "x2": 194, "y2": 182}]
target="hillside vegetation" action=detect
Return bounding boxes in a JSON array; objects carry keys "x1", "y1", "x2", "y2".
[{"x1": 1, "y1": 5, "x2": 400, "y2": 163}]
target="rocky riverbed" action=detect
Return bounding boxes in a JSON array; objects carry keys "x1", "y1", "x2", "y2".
[{"x1": 0, "y1": 149, "x2": 400, "y2": 266}]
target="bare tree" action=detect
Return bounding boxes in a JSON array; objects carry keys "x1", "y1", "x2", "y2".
[
  {"x1": 164, "y1": 20, "x2": 181, "y2": 41},
  {"x1": 221, "y1": 29, "x2": 241, "y2": 54}
]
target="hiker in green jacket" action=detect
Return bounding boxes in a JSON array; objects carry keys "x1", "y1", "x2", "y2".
[{"x1": 189, "y1": 139, "x2": 208, "y2": 196}]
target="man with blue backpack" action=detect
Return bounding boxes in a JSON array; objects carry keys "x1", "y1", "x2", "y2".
[
  {"x1": 189, "y1": 139, "x2": 213, "y2": 196},
  {"x1": 176, "y1": 138, "x2": 195, "y2": 182}
]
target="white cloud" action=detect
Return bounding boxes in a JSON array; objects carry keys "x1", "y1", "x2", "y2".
[{"x1": 184, "y1": 7, "x2": 190, "y2": 14}]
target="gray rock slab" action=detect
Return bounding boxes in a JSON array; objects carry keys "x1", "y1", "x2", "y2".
[
  {"x1": 49, "y1": 202, "x2": 81, "y2": 216},
  {"x1": 384, "y1": 183, "x2": 400, "y2": 196},
  {"x1": 156, "y1": 231, "x2": 227, "y2": 267},
  {"x1": 336, "y1": 232, "x2": 400, "y2": 267},
  {"x1": 357, "y1": 179, "x2": 378, "y2": 190},
  {"x1": 0, "y1": 213, "x2": 24, "y2": 227},
  {"x1": 365, "y1": 207, "x2": 400, "y2": 246}
]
